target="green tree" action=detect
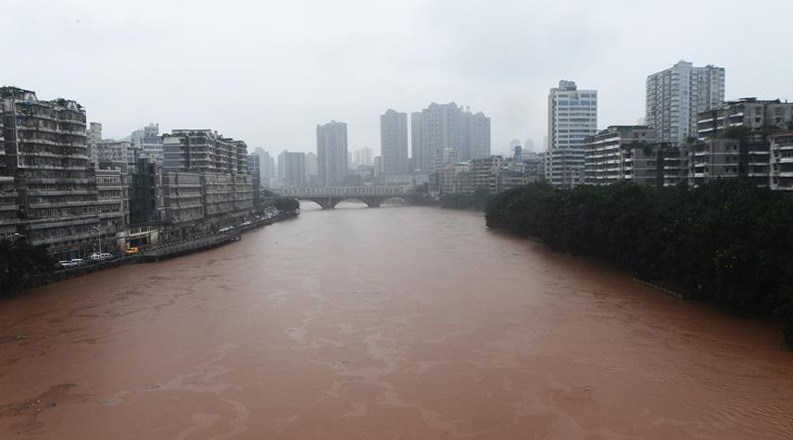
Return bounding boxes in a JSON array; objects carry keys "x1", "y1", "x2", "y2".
[
  {"x1": 0, "y1": 237, "x2": 54, "y2": 297},
  {"x1": 273, "y1": 197, "x2": 300, "y2": 213}
]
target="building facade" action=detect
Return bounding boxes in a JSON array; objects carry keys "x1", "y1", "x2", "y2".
[
  {"x1": 278, "y1": 151, "x2": 306, "y2": 187},
  {"x1": 0, "y1": 87, "x2": 98, "y2": 259},
  {"x1": 470, "y1": 155, "x2": 505, "y2": 193},
  {"x1": 130, "y1": 123, "x2": 163, "y2": 159},
  {"x1": 688, "y1": 137, "x2": 770, "y2": 188},
  {"x1": 646, "y1": 61, "x2": 725, "y2": 145},
  {"x1": 546, "y1": 80, "x2": 598, "y2": 187},
  {"x1": 584, "y1": 126, "x2": 654, "y2": 185},
  {"x1": 412, "y1": 102, "x2": 491, "y2": 172},
  {"x1": 770, "y1": 131, "x2": 793, "y2": 192},
  {"x1": 316, "y1": 121, "x2": 348, "y2": 186},
  {"x1": 381, "y1": 109, "x2": 409, "y2": 175},
  {"x1": 161, "y1": 172, "x2": 203, "y2": 240},
  {"x1": 698, "y1": 98, "x2": 793, "y2": 139},
  {"x1": 86, "y1": 122, "x2": 102, "y2": 168},
  {"x1": 163, "y1": 130, "x2": 247, "y2": 175},
  {"x1": 247, "y1": 153, "x2": 261, "y2": 205},
  {"x1": 95, "y1": 168, "x2": 127, "y2": 254}
]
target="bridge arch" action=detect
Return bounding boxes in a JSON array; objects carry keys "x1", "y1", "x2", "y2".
[{"x1": 277, "y1": 187, "x2": 418, "y2": 210}]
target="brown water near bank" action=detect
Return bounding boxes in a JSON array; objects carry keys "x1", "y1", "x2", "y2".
[{"x1": 1, "y1": 202, "x2": 792, "y2": 439}]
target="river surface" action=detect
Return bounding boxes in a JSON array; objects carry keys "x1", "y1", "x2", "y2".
[{"x1": 2, "y1": 203, "x2": 792, "y2": 439}]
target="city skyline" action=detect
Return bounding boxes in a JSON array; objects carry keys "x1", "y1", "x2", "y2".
[{"x1": 4, "y1": 0, "x2": 791, "y2": 156}]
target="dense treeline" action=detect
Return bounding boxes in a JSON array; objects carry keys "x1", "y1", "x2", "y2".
[
  {"x1": 485, "y1": 180, "x2": 793, "y2": 347},
  {"x1": 439, "y1": 187, "x2": 492, "y2": 211},
  {"x1": 0, "y1": 238, "x2": 54, "y2": 297}
]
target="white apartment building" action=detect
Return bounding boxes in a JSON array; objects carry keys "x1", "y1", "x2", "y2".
[
  {"x1": 646, "y1": 61, "x2": 725, "y2": 146},
  {"x1": 546, "y1": 80, "x2": 598, "y2": 187}
]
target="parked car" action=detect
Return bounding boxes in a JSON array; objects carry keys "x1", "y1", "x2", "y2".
[
  {"x1": 125, "y1": 247, "x2": 139, "y2": 255},
  {"x1": 57, "y1": 260, "x2": 76, "y2": 269},
  {"x1": 70, "y1": 258, "x2": 85, "y2": 266},
  {"x1": 90, "y1": 252, "x2": 115, "y2": 261}
]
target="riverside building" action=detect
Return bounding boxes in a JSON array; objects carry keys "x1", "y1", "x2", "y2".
[
  {"x1": 0, "y1": 87, "x2": 98, "y2": 259},
  {"x1": 697, "y1": 98, "x2": 793, "y2": 139},
  {"x1": 584, "y1": 126, "x2": 655, "y2": 185},
  {"x1": 546, "y1": 80, "x2": 598, "y2": 188}
]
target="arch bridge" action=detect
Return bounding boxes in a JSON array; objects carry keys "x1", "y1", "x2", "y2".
[{"x1": 276, "y1": 186, "x2": 420, "y2": 209}]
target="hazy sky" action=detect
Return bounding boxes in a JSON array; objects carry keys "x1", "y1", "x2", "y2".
[{"x1": 4, "y1": 0, "x2": 791, "y2": 156}]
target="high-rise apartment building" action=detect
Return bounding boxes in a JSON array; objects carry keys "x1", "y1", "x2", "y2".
[
  {"x1": 247, "y1": 153, "x2": 261, "y2": 204},
  {"x1": 316, "y1": 121, "x2": 348, "y2": 186},
  {"x1": 352, "y1": 147, "x2": 372, "y2": 169},
  {"x1": 411, "y1": 102, "x2": 491, "y2": 172},
  {"x1": 465, "y1": 111, "x2": 491, "y2": 160},
  {"x1": 646, "y1": 61, "x2": 725, "y2": 145},
  {"x1": 162, "y1": 130, "x2": 247, "y2": 175},
  {"x1": 86, "y1": 122, "x2": 103, "y2": 167},
  {"x1": 278, "y1": 151, "x2": 306, "y2": 187},
  {"x1": 305, "y1": 152, "x2": 318, "y2": 181},
  {"x1": 253, "y1": 148, "x2": 275, "y2": 188},
  {"x1": 410, "y1": 112, "x2": 423, "y2": 172},
  {"x1": 546, "y1": 80, "x2": 598, "y2": 187},
  {"x1": 380, "y1": 109, "x2": 408, "y2": 175},
  {"x1": 161, "y1": 129, "x2": 251, "y2": 235},
  {"x1": 0, "y1": 87, "x2": 98, "y2": 257}
]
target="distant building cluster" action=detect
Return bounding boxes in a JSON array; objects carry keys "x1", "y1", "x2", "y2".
[{"x1": 0, "y1": 86, "x2": 267, "y2": 259}]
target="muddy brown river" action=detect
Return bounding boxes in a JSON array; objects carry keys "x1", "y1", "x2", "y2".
[{"x1": 2, "y1": 203, "x2": 792, "y2": 439}]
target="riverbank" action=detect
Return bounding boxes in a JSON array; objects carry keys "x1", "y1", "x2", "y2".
[
  {"x1": 485, "y1": 180, "x2": 793, "y2": 348},
  {"x1": 5, "y1": 210, "x2": 298, "y2": 295}
]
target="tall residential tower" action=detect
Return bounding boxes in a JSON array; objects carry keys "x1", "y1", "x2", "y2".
[
  {"x1": 546, "y1": 80, "x2": 598, "y2": 187},
  {"x1": 380, "y1": 109, "x2": 409, "y2": 175},
  {"x1": 646, "y1": 61, "x2": 725, "y2": 145},
  {"x1": 316, "y1": 121, "x2": 348, "y2": 186}
]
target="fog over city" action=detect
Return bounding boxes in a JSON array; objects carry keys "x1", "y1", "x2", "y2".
[{"x1": 3, "y1": 0, "x2": 791, "y2": 154}]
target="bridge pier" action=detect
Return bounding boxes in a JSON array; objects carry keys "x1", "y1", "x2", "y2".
[
  {"x1": 307, "y1": 197, "x2": 341, "y2": 209},
  {"x1": 361, "y1": 197, "x2": 382, "y2": 208}
]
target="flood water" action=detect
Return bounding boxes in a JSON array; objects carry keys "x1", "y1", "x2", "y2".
[{"x1": 2, "y1": 202, "x2": 792, "y2": 439}]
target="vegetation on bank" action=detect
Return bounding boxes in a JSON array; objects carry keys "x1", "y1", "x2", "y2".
[
  {"x1": 485, "y1": 180, "x2": 793, "y2": 348},
  {"x1": 0, "y1": 238, "x2": 54, "y2": 297},
  {"x1": 270, "y1": 196, "x2": 300, "y2": 213},
  {"x1": 439, "y1": 187, "x2": 493, "y2": 210}
]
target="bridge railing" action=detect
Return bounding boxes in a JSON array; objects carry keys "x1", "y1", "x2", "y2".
[{"x1": 276, "y1": 186, "x2": 416, "y2": 197}]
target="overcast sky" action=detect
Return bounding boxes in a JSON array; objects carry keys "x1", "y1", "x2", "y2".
[{"x1": 4, "y1": 0, "x2": 791, "y2": 156}]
